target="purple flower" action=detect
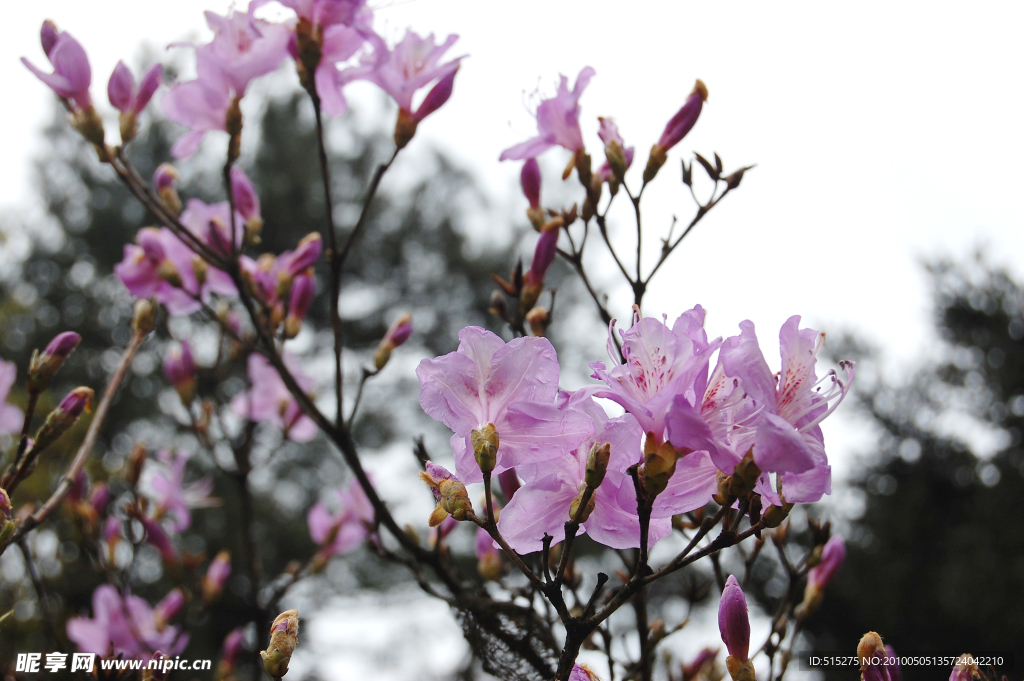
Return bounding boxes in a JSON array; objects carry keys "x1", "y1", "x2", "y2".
[
  {"x1": 161, "y1": 64, "x2": 232, "y2": 158},
  {"x1": 230, "y1": 167, "x2": 261, "y2": 224},
  {"x1": 221, "y1": 627, "x2": 246, "y2": 668},
  {"x1": 278, "y1": 233, "x2": 323, "y2": 277},
  {"x1": 348, "y1": 30, "x2": 463, "y2": 115},
  {"x1": 0, "y1": 359, "x2": 23, "y2": 435},
  {"x1": 22, "y1": 24, "x2": 92, "y2": 111},
  {"x1": 142, "y1": 518, "x2": 178, "y2": 563},
  {"x1": 203, "y1": 550, "x2": 232, "y2": 601},
  {"x1": 718, "y1": 575, "x2": 750, "y2": 662},
  {"x1": 569, "y1": 664, "x2": 599, "y2": 681},
  {"x1": 310, "y1": 24, "x2": 368, "y2": 116},
  {"x1": 230, "y1": 353, "x2": 318, "y2": 442},
  {"x1": 285, "y1": 274, "x2": 316, "y2": 338},
  {"x1": 885, "y1": 646, "x2": 902, "y2": 681},
  {"x1": 657, "y1": 80, "x2": 708, "y2": 152},
  {"x1": 107, "y1": 61, "x2": 162, "y2": 114},
  {"x1": 498, "y1": 391, "x2": 672, "y2": 552},
  {"x1": 417, "y1": 326, "x2": 592, "y2": 483},
  {"x1": 152, "y1": 588, "x2": 185, "y2": 629},
  {"x1": 590, "y1": 307, "x2": 720, "y2": 446},
  {"x1": 144, "y1": 449, "x2": 218, "y2": 533},
  {"x1": 307, "y1": 480, "x2": 374, "y2": 556},
  {"x1": 253, "y1": 0, "x2": 370, "y2": 31},
  {"x1": 67, "y1": 585, "x2": 189, "y2": 661},
  {"x1": 500, "y1": 67, "x2": 595, "y2": 161}
]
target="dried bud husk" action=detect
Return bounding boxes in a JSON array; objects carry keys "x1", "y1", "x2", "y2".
[
  {"x1": 643, "y1": 144, "x2": 668, "y2": 184},
  {"x1": 643, "y1": 436, "x2": 678, "y2": 498},
  {"x1": 729, "y1": 451, "x2": 761, "y2": 499},
  {"x1": 132, "y1": 298, "x2": 158, "y2": 335},
  {"x1": 569, "y1": 488, "x2": 596, "y2": 523},
  {"x1": 793, "y1": 582, "x2": 823, "y2": 622},
  {"x1": 489, "y1": 290, "x2": 508, "y2": 319},
  {"x1": 763, "y1": 500, "x2": 793, "y2": 529},
  {"x1": 726, "y1": 657, "x2": 756, "y2": 681},
  {"x1": 262, "y1": 610, "x2": 299, "y2": 680},
  {"x1": 526, "y1": 306, "x2": 550, "y2": 337}
]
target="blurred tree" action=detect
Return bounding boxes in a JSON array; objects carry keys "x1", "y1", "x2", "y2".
[
  {"x1": 0, "y1": 90, "x2": 522, "y2": 669},
  {"x1": 805, "y1": 258, "x2": 1024, "y2": 679}
]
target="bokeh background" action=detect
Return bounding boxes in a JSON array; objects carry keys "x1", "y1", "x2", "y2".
[{"x1": 1, "y1": 1, "x2": 1023, "y2": 679}]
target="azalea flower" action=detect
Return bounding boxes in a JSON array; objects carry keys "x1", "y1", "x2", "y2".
[
  {"x1": 500, "y1": 66, "x2": 595, "y2": 161},
  {"x1": 66, "y1": 585, "x2": 189, "y2": 660},
  {"x1": 307, "y1": 480, "x2": 374, "y2": 556},
  {"x1": 144, "y1": 450, "x2": 218, "y2": 533},
  {"x1": 22, "y1": 22, "x2": 92, "y2": 111},
  {"x1": 417, "y1": 326, "x2": 592, "y2": 483},
  {"x1": 231, "y1": 353, "x2": 318, "y2": 442}
]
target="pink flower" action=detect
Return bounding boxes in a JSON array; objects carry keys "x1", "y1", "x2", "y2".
[
  {"x1": 312, "y1": 24, "x2": 370, "y2": 116},
  {"x1": 67, "y1": 585, "x2": 189, "y2": 661},
  {"x1": 107, "y1": 61, "x2": 162, "y2": 114},
  {"x1": 307, "y1": 480, "x2": 374, "y2": 556},
  {"x1": 702, "y1": 317, "x2": 854, "y2": 504},
  {"x1": 144, "y1": 450, "x2": 218, "y2": 533},
  {"x1": 164, "y1": 341, "x2": 197, "y2": 403},
  {"x1": 417, "y1": 326, "x2": 592, "y2": 483},
  {"x1": 0, "y1": 359, "x2": 26, "y2": 435},
  {"x1": 22, "y1": 23, "x2": 92, "y2": 111},
  {"x1": 163, "y1": 8, "x2": 289, "y2": 157},
  {"x1": 203, "y1": 550, "x2": 232, "y2": 601},
  {"x1": 253, "y1": 0, "x2": 370, "y2": 31},
  {"x1": 114, "y1": 218, "x2": 238, "y2": 315},
  {"x1": 500, "y1": 67, "x2": 595, "y2": 161},
  {"x1": 230, "y1": 353, "x2": 318, "y2": 442},
  {"x1": 498, "y1": 391, "x2": 672, "y2": 552},
  {"x1": 590, "y1": 307, "x2": 720, "y2": 446},
  {"x1": 347, "y1": 30, "x2": 463, "y2": 117}
]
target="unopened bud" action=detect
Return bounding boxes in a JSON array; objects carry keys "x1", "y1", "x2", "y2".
[
  {"x1": 526, "y1": 306, "x2": 550, "y2": 337},
  {"x1": 27, "y1": 331, "x2": 81, "y2": 393},
  {"x1": 132, "y1": 298, "x2": 158, "y2": 335},
  {"x1": 125, "y1": 444, "x2": 148, "y2": 487},
  {"x1": 31, "y1": 387, "x2": 93, "y2": 454},
  {"x1": 261, "y1": 610, "x2": 299, "y2": 680},
  {"x1": 643, "y1": 435, "x2": 678, "y2": 498},
  {"x1": 471, "y1": 424, "x2": 499, "y2": 474},
  {"x1": 154, "y1": 164, "x2": 182, "y2": 214},
  {"x1": 153, "y1": 588, "x2": 185, "y2": 631},
  {"x1": 643, "y1": 144, "x2": 668, "y2": 184},
  {"x1": 585, "y1": 442, "x2": 611, "y2": 489},
  {"x1": 420, "y1": 462, "x2": 474, "y2": 525},
  {"x1": 569, "y1": 488, "x2": 595, "y2": 523},
  {"x1": 164, "y1": 341, "x2": 197, "y2": 405},
  {"x1": 729, "y1": 452, "x2": 761, "y2": 499},
  {"x1": 203, "y1": 550, "x2": 232, "y2": 603},
  {"x1": 72, "y1": 106, "x2": 106, "y2": 149},
  {"x1": 374, "y1": 313, "x2": 412, "y2": 370},
  {"x1": 763, "y1": 501, "x2": 793, "y2": 529},
  {"x1": 574, "y1": 150, "x2": 592, "y2": 190}
]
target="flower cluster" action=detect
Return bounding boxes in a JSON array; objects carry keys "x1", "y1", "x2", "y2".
[{"x1": 418, "y1": 310, "x2": 853, "y2": 553}]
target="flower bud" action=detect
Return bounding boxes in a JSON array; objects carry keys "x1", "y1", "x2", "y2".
[
  {"x1": 27, "y1": 331, "x2": 81, "y2": 393},
  {"x1": 31, "y1": 387, "x2": 93, "y2": 454},
  {"x1": 719, "y1": 575, "x2": 754, "y2": 681},
  {"x1": 885, "y1": 646, "x2": 902, "y2": 681},
  {"x1": 857, "y1": 632, "x2": 885, "y2": 667},
  {"x1": 520, "y1": 158, "x2": 542, "y2": 210},
  {"x1": 569, "y1": 488, "x2": 595, "y2": 523},
  {"x1": 643, "y1": 436, "x2": 678, "y2": 498},
  {"x1": 40, "y1": 20, "x2": 59, "y2": 58},
  {"x1": 142, "y1": 652, "x2": 170, "y2": 681},
  {"x1": 286, "y1": 233, "x2": 323, "y2": 276},
  {"x1": 762, "y1": 500, "x2": 793, "y2": 529},
  {"x1": 394, "y1": 108, "x2": 418, "y2": 150},
  {"x1": 471, "y1": 423, "x2": 499, "y2": 474},
  {"x1": 729, "y1": 451, "x2": 761, "y2": 499},
  {"x1": 262, "y1": 610, "x2": 299, "y2": 680},
  {"x1": 0, "y1": 489, "x2": 11, "y2": 520},
  {"x1": 124, "y1": 443, "x2": 147, "y2": 487},
  {"x1": 220, "y1": 627, "x2": 245, "y2": 672},
  {"x1": 489, "y1": 290, "x2": 508, "y2": 319},
  {"x1": 526, "y1": 306, "x2": 550, "y2": 337},
  {"x1": 87, "y1": 482, "x2": 110, "y2": 518},
  {"x1": 374, "y1": 313, "x2": 412, "y2": 370},
  {"x1": 203, "y1": 549, "x2": 232, "y2": 603},
  {"x1": 681, "y1": 648, "x2": 719, "y2": 681},
  {"x1": 164, "y1": 341, "x2": 197, "y2": 405},
  {"x1": 950, "y1": 655, "x2": 979, "y2": 681},
  {"x1": 142, "y1": 518, "x2": 178, "y2": 563},
  {"x1": 154, "y1": 164, "x2": 182, "y2": 214},
  {"x1": 285, "y1": 275, "x2": 316, "y2": 339},
  {"x1": 230, "y1": 166, "x2": 263, "y2": 240},
  {"x1": 420, "y1": 462, "x2": 473, "y2": 526},
  {"x1": 153, "y1": 588, "x2": 185, "y2": 631},
  {"x1": 527, "y1": 226, "x2": 559, "y2": 288},
  {"x1": 132, "y1": 298, "x2": 158, "y2": 335},
  {"x1": 413, "y1": 67, "x2": 458, "y2": 123},
  {"x1": 585, "y1": 442, "x2": 611, "y2": 489}
]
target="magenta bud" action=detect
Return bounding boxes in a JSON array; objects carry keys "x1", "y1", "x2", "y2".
[
  {"x1": 885, "y1": 646, "x2": 901, "y2": 681},
  {"x1": 134, "y1": 63, "x2": 163, "y2": 113},
  {"x1": 413, "y1": 67, "x2": 458, "y2": 123},
  {"x1": 29, "y1": 331, "x2": 82, "y2": 392},
  {"x1": 66, "y1": 470, "x2": 89, "y2": 505},
  {"x1": 143, "y1": 519, "x2": 178, "y2": 562},
  {"x1": 230, "y1": 167, "x2": 261, "y2": 222},
  {"x1": 58, "y1": 387, "x2": 92, "y2": 418},
  {"x1": 718, "y1": 574, "x2": 750, "y2": 662},
  {"x1": 154, "y1": 588, "x2": 185, "y2": 627},
  {"x1": 137, "y1": 228, "x2": 167, "y2": 262},
  {"x1": 22, "y1": 31, "x2": 93, "y2": 110},
  {"x1": 44, "y1": 331, "x2": 82, "y2": 361},
  {"x1": 497, "y1": 467, "x2": 520, "y2": 501},
  {"x1": 221, "y1": 628, "x2": 245, "y2": 667},
  {"x1": 284, "y1": 233, "x2": 322, "y2": 276},
  {"x1": 41, "y1": 20, "x2": 60, "y2": 57},
  {"x1": 203, "y1": 549, "x2": 232, "y2": 600},
  {"x1": 527, "y1": 226, "x2": 559, "y2": 286},
  {"x1": 207, "y1": 218, "x2": 234, "y2": 256},
  {"x1": 154, "y1": 163, "x2": 178, "y2": 192},
  {"x1": 657, "y1": 80, "x2": 707, "y2": 152},
  {"x1": 108, "y1": 60, "x2": 135, "y2": 113},
  {"x1": 288, "y1": 275, "x2": 316, "y2": 321},
  {"x1": 88, "y1": 482, "x2": 110, "y2": 516},
  {"x1": 807, "y1": 534, "x2": 845, "y2": 590},
  {"x1": 520, "y1": 158, "x2": 541, "y2": 209},
  {"x1": 103, "y1": 516, "x2": 121, "y2": 542},
  {"x1": 384, "y1": 313, "x2": 413, "y2": 347},
  {"x1": 163, "y1": 341, "x2": 196, "y2": 387}
]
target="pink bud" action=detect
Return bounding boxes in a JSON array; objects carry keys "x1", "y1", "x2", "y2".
[
  {"x1": 142, "y1": 519, "x2": 177, "y2": 562},
  {"x1": 103, "y1": 516, "x2": 121, "y2": 542},
  {"x1": 154, "y1": 588, "x2": 185, "y2": 626},
  {"x1": 134, "y1": 63, "x2": 163, "y2": 113},
  {"x1": 204, "y1": 549, "x2": 232, "y2": 597},
  {"x1": 154, "y1": 163, "x2": 178, "y2": 192},
  {"x1": 288, "y1": 275, "x2": 316, "y2": 322},
  {"x1": 527, "y1": 227, "x2": 559, "y2": 286},
  {"x1": 284, "y1": 233, "x2": 322, "y2": 276},
  {"x1": 807, "y1": 535, "x2": 845, "y2": 590},
  {"x1": 0, "y1": 488, "x2": 11, "y2": 520},
  {"x1": 67, "y1": 470, "x2": 89, "y2": 505},
  {"x1": 206, "y1": 218, "x2": 234, "y2": 257},
  {"x1": 885, "y1": 646, "x2": 901, "y2": 681},
  {"x1": 656, "y1": 80, "x2": 707, "y2": 152},
  {"x1": 413, "y1": 67, "x2": 458, "y2": 122},
  {"x1": 230, "y1": 167, "x2": 261, "y2": 222},
  {"x1": 22, "y1": 30, "x2": 93, "y2": 110},
  {"x1": 58, "y1": 387, "x2": 92, "y2": 418},
  {"x1": 40, "y1": 20, "x2": 60, "y2": 57},
  {"x1": 163, "y1": 342, "x2": 197, "y2": 403},
  {"x1": 520, "y1": 159, "x2": 541, "y2": 209},
  {"x1": 384, "y1": 313, "x2": 412, "y2": 347},
  {"x1": 43, "y1": 331, "x2": 82, "y2": 361},
  {"x1": 88, "y1": 482, "x2": 110, "y2": 516},
  {"x1": 718, "y1": 574, "x2": 749, "y2": 662},
  {"x1": 221, "y1": 628, "x2": 245, "y2": 667},
  {"x1": 108, "y1": 60, "x2": 135, "y2": 113},
  {"x1": 137, "y1": 228, "x2": 167, "y2": 262}
]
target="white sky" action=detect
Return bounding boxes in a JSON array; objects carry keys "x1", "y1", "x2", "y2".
[{"x1": 5, "y1": 1, "x2": 1021, "y2": 673}]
